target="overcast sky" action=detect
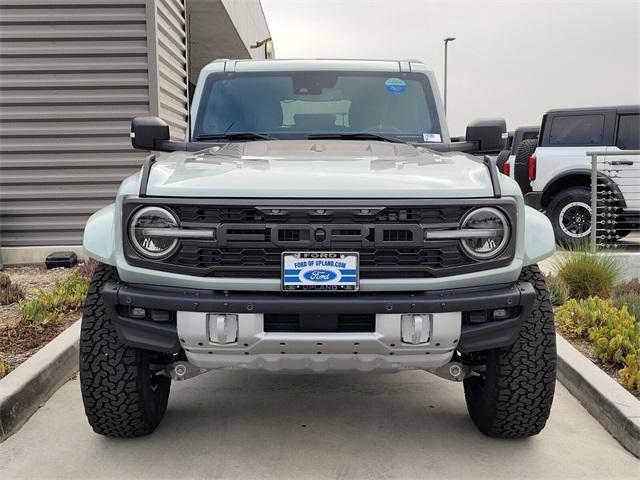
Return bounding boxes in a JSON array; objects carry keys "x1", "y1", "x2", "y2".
[{"x1": 261, "y1": 0, "x2": 640, "y2": 135}]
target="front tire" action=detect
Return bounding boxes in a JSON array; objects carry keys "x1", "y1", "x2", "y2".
[
  {"x1": 79, "y1": 263, "x2": 171, "y2": 437},
  {"x1": 463, "y1": 265, "x2": 556, "y2": 438}
]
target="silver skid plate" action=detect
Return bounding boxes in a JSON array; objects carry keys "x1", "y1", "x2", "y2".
[{"x1": 177, "y1": 312, "x2": 461, "y2": 373}]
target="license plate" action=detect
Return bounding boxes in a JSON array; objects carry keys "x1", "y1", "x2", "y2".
[{"x1": 281, "y1": 252, "x2": 359, "y2": 291}]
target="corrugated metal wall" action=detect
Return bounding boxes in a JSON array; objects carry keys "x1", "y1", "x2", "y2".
[
  {"x1": 0, "y1": 0, "x2": 187, "y2": 247},
  {"x1": 153, "y1": 0, "x2": 189, "y2": 140}
]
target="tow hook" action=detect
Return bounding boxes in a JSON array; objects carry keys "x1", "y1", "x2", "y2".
[
  {"x1": 162, "y1": 361, "x2": 210, "y2": 381},
  {"x1": 430, "y1": 362, "x2": 473, "y2": 382}
]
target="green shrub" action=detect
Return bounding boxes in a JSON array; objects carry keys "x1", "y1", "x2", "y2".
[
  {"x1": 556, "y1": 297, "x2": 640, "y2": 393},
  {"x1": 613, "y1": 293, "x2": 640, "y2": 323},
  {"x1": 20, "y1": 274, "x2": 89, "y2": 326},
  {"x1": 545, "y1": 274, "x2": 570, "y2": 306},
  {"x1": 0, "y1": 272, "x2": 11, "y2": 289},
  {"x1": 555, "y1": 250, "x2": 623, "y2": 299}
]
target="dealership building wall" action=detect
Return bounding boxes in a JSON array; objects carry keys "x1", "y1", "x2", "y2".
[{"x1": 0, "y1": 0, "x2": 271, "y2": 263}]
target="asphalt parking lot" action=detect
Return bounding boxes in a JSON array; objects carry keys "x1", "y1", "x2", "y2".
[{"x1": 1, "y1": 371, "x2": 637, "y2": 479}]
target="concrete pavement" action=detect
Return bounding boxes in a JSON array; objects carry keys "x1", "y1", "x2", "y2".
[{"x1": 1, "y1": 371, "x2": 637, "y2": 479}]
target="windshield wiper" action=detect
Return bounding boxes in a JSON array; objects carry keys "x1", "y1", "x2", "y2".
[
  {"x1": 307, "y1": 132, "x2": 410, "y2": 144},
  {"x1": 195, "y1": 132, "x2": 275, "y2": 141}
]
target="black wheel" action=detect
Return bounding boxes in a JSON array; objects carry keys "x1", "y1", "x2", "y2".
[
  {"x1": 80, "y1": 263, "x2": 171, "y2": 437},
  {"x1": 463, "y1": 265, "x2": 556, "y2": 438},
  {"x1": 513, "y1": 139, "x2": 538, "y2": 194},
  {"x1": 496, "y1": 149, "x2": 511, "y2": 175},
  {"x1": 547, "y1": 186, "x2": 592, "y2": 248}
]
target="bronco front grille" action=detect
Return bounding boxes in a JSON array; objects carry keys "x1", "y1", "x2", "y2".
[
  {"x1": 123, "y1": 199, "x2": 517, "y2": 279},
  {"x1": 175, "y1": 205, "x2": 468, "y2": 224},
  {"x1": 171, "y1": 244, "x2": 472, "y2": 278}
]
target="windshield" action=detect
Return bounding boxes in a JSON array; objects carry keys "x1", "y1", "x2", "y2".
[{"x1": 193, "y1": 71, "x2": 443, "y2": 143}]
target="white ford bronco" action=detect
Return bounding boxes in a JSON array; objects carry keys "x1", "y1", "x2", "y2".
[
  {"x1": 80, "y1": 59, "x2": 557, "y2": 439},
  {"x1": 518, "y1": 106, "x2": 639, "y2": 246}
]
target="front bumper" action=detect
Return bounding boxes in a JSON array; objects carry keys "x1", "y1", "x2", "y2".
[
  {"x1": 620, "y1": 209, "x2": 640, "y2": 228},
  {"x1": 524, "y1": 191, "x2": 543, "y2": 210},
  {"x1": 102, "y1": 281, "x2": 535, "y2": 372}
]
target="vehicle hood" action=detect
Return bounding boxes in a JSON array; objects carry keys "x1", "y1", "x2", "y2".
[{"x1": 145, "y1": 140, "x2": 495, "y2": 198}]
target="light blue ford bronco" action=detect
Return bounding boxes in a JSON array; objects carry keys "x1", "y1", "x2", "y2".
[{"x1": 80, "y1": 59, "x2": 557, "y2": 439}]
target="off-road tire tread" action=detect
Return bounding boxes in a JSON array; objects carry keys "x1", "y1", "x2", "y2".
[
  {"x1": 463, "y1": 265, "x2": 556, "y2": 438},
  {"x1": 496, "y1": 149, "x2": 511, "y2": 171},
  {"x1": 79, "y1": 263, "x2": 170, "y2": 437},
  {"x1": 513, "y1": 139, "x2": 538, "y2": 194}
]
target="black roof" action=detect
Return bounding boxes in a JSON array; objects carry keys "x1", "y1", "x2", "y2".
[
  {"x1": 514, "y1": 125, "x2": 540, "y2": 133},
  {"x1": 545, "y1": 105, "x2": 639, "y2": 115}
]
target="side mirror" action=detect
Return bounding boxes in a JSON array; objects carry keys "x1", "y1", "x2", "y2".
[
  {"x1": 465, "y1": 118, "x2": 507, "y2": 153},
  {"x1": 131, "y1": 116, "x2": 170, "y2": 150}
]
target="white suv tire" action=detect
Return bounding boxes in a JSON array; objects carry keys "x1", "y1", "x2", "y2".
[{"x1": 546, "y1": 186, "x2": 592, "y2": 247}]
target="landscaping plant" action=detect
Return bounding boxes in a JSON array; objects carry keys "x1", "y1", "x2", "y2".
[
  {"x1": 554, "y1": 248, "x2": 623, "y2": 299},
  {"x1": 611, "y1": 278, "x2": 640, "y2": 322},
  {"x1": 0, "y1": 272, "x2": 25, "y2": 305},
  {"x1": 0, "y1": 284, "x2": 25, "y2": 305},
  {"x1": 556, "y1": 297, "x2": 640, "y2": 393},
  {"x1": 544, "y1": 274, "x2": 570, "y2": 306},
  {"x1": 613, "y1": 293, "x2": 640, "y2": 324},
  {"x1": 76, "y1": 259, "x2": 99, "y2": 280},
  {"x1": 613, "y1": 278, "x2": 640, "y2": 296},
  {"x1": 0, "y1": 272, "x2": 11, "y2": 289},
  {"x1": 20, "y1": 274, "x2": 90, "y2": 325}
]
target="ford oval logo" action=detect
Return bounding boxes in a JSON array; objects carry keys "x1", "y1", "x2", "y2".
[{"x1": 303, "y1": 270, "x2": 337, "y2": 282}]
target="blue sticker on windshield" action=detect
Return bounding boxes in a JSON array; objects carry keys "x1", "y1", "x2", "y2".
[{"x1": 384, "y1": 78, "x2": 407, "y2": 95}]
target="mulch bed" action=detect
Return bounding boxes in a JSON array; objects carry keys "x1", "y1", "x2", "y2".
[
  {"x1": 558, "y1": 328, "x2": 639, "y2": 398},
  {"x1": 0, "y1": 265, "x2": 80, "y2": 328},
  {"x1": 0, "y1": 311, "x2": 81, "y2": 373},
  {"x1": 0, "y1": 264, "x2": 90, "y2": 377}
]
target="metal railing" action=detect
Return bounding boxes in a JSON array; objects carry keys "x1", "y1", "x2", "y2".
[{"x1": 588, "y1": 150, "x2": 640, "y2": 252}]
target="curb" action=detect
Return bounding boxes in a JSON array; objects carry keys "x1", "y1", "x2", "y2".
[
  {"x1": 556, "y1": 334, "x2": 640, "y2": 458},
  {"x1": 0, "y1": 319, "x2": 81, "y2": 442}
]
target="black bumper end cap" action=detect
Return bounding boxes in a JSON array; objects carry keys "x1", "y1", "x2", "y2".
[{"x1": 524, "y1": 191, "x2": 543, "y2": 210}]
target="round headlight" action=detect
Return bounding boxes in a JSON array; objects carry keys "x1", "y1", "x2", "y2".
[
  {"x1": 128, "y1": 206, "x2": 179, "y2": 258},
  {"x1": 460, "y1": 207, "x2": 510, "y2": 259}
]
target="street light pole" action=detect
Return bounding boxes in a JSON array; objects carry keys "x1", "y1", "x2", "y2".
[{"x1": 443, "y1": 37, "x2": 456, "y2": 115}]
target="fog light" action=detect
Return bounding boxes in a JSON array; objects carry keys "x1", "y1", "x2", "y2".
[
  {"x1": 492, "y1": 308, "x2": 509, "y2": 320},
  {"x1": 208, "y1": 313, "x2": 238, "y2": 344},
  {"x1": 401, "y1": 314, "x2": 431, "y2": 344},
  {"x1": 129, "y1": 307, "x2": 146, "y2": 318}
]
